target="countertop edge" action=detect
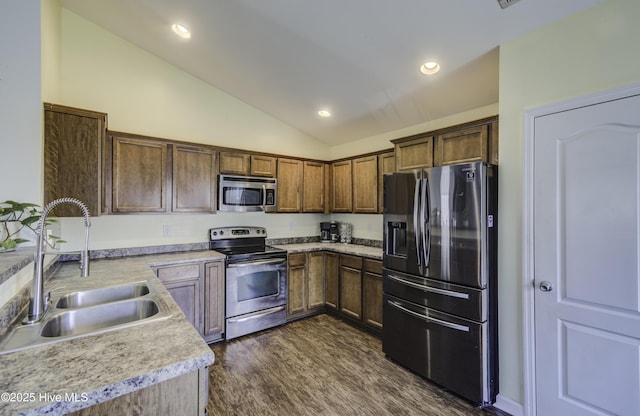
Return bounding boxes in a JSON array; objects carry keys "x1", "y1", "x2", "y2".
[{"x1": 273, "y1": 242, "x2": 383, "y2": 260}]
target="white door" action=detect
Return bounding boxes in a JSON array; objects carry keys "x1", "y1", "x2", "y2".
[{"x1": 533, "y1": 91, "x2": 640, "y2": 415}]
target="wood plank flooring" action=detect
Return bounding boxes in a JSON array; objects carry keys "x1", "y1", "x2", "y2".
[{"x1": 208, "y1": 314, "x2": 510, "y2": 416}]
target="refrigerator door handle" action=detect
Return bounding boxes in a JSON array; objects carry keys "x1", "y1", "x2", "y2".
[
  {"x1": 387, "y1": 274, "x2": 470, "y2": 299},
  {"x1": 413, "y1": 176, "x2": 422, "y2": 269},
  {"x1": 422, "y1": 173, "x2": 431, "y2": 268},
  {"x1": 387, "y1": 300, "x2": 470, "y2": 332}
]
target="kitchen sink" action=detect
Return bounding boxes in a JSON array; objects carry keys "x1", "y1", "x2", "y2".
[
  {"x1": 41, "y1": 299, "x2": 160, "y2": 338},
  {"x1": 55, "y1": 283, "x2": 150, "y2": 308},
  {"x1": 0, "y1": 281, "x2": 171, "y2": 355}
]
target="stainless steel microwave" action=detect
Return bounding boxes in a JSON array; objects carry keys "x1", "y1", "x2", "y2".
[{"x1": 218, "y1": 175, "x2": 277, "y2": 212}]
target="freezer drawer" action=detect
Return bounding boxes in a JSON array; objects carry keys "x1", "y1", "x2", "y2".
[
  {"x1": 383, "y1": 268, "x2": 487, "y2": 322},
  {"x1": 382, "y1": 294, "x2": 496, "y2": 406}
]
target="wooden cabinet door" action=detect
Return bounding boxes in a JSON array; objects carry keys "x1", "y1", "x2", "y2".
[
  {"x1": 219, "y1": 151, "x2": 250, "y2": 175},
  {"x1": 332, "y1": 160, "x2": 352, "y2": 212},
  {"x1": 204, "y1": 262, "x2": 225, "y2": 342},
  {"x1": 352, "y1": 155, "x2": 378, "y2": 213},
  {"x1": 363, "y1": 259, "x2": 383, "y2": 333},
  {"x1": 324, "y1": 252, "x2": 339, "y2": 310},
  {"x1": 277, "y1": 158, "x2": 302, "y2": 212},
  {"x1": 307, "y1": 252, "x2": 325, "y2": 310},
  {"x1": 395, "y1": 135, "x2": 433, "y2": 171},
  {"x1": 287, "y1": 253, "x2": 307, "y2": 318},
  {"x1": 434, "y1": 124, "x2": 489, "y2": 166},
  {"x1": 43, "y1": 103, "x2": 106, "y2": 217},
  {"x1": 339, "y1": 255, "x2": 362, "y2": 320},
  {"x1": 302, "y1": 161, "x2": 326, "y2": 212},
  {"x1": 378, "y1": 151, "x2": 396, "y2": 213},
  {"x1": 250, "y1": 155, "x2": 276, "y2": 177},
  {"x1": 112, "y1": 135, "x2": 168, "y2": 212},
  {"x1": 155, "y1": 263, "x2": 203, "y2": 334},
  {"x1": 173, "y1": 145, "x2": 217, "y2": 213}
]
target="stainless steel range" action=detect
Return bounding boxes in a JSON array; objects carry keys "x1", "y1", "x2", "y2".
[{"x1": 209, "y1": 226, "x2": 287, "y2": 340}]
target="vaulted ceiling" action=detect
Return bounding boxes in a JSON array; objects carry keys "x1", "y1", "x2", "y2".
[{"x1": 60, "y1": 0, "x2": 604, "y2": 145}]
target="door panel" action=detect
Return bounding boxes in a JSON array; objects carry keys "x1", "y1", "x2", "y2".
[{"x1": 534, "y1": 92, "x2": 640, "y2": 416}]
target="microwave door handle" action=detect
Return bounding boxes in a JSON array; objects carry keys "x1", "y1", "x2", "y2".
[
  {"x1": 262, "y1": 184, "x2": 267, "y2": 210},
  {"x1": 413, "y1": 176, "x2": 422, "y2": 270}
]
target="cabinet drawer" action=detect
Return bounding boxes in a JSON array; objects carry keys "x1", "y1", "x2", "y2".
[
  {"x1": 364, "y1": 259, "x2": 383, "y2": 275},
  {"x1": 341, "y1": 254, "x2": 362, "y2": 270},
  {"x1": 156, "y1": 263, "x2": 201, "y2": 283},
  {"x1": 288, "y1": 253, "x2": 306, "y2": 267}
]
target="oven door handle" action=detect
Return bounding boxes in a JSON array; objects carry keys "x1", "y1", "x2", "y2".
[
  {"x1": 227, "y1": 306, "x2": 286, "y2": 323},
  {"x1": 227, "y1": 258, "x2": 286, "y2": 268}
]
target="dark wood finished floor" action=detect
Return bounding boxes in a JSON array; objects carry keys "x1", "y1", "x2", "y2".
[{"x1": 208, "y1": 314, "x2": 510, "y2": 416}]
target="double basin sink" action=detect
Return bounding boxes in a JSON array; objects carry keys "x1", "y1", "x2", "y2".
[{"x1": 0, "y1": 281, "x2": 171, "y2": 354}]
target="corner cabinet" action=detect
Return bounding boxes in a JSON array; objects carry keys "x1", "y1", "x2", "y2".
[{"x1": 43, "y1": 103, "x2": 107, "y2": 217}]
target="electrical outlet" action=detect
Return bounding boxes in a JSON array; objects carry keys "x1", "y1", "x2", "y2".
[{"x1": 162, "y1": 225, "x2": 171, "y2": 237}]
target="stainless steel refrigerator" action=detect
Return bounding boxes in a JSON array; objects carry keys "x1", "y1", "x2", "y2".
[{"x1": 382, "y1": 161, "x2": 498, "y2": 407}]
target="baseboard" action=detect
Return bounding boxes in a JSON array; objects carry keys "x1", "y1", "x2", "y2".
[{"x1": 494, "y1": 394, "x2": 524, "y2": 416}]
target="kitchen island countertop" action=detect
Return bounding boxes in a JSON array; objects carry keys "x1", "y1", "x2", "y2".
[{"x1": 0, "y1": 250, "x2": 224, "y2": 416}]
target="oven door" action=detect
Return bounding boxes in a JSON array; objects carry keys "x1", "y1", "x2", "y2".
[{"x1": 226, "y1": 256, "x2": 287, "y2": 318}]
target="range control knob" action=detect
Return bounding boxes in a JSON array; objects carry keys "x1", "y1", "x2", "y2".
[
  {"x1": 220, "y1": 230, "x2": 224, "y2": 235},
  {"x1": 212, "y1": 231, "x2": 217, "y2": 236}
]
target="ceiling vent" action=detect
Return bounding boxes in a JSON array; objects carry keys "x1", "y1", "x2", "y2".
[{"x1": 497, "y1": 0, "x2": 521, "y2": 8}]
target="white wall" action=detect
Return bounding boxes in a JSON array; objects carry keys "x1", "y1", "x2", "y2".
[
  {"x1": 0, "y1": 1, "x2": 42, "y2": 204},
  {"x1": 498, "y1": 0, "x2": 640, "y2": 406}
]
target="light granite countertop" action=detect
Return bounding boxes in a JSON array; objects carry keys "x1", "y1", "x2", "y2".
[
  {"x1": 273, "y1": 242, "x2": 383, "y2": 260},
  {"x1": 0, "y1": 250, "x2": 224, "y2": 416}
]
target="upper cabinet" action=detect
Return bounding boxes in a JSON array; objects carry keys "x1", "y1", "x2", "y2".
[
  {"x1": 302, "y1": 161, "x2": 327, "y2": 213},
  {"x1": 332, "y1": 160, "x2": 352, "y2": 213},
  {"x1": 393, "y1": 116, "x2": 498, "y2": 171},
  {"x1": 352, "y1": 155, "x2": 378, "y2": 213},
  {"x1": 277, "y1": 158, "x2": 303, "y2": 213},
  {"x1": 43, "y1": 103, "x2": 107, "y2": 217},
  {"x1": 109, "y1": 134, "x2": 168, "y2": 213},
  {"x1": 377, "y1": 151, "x2": 396, "y2": 213},
  {"x1": 219, "y1": 151, "x2": 276, "y2": 177},
  {"x1": 172, "y1": 145, "x2": 217, "y2": 213}
]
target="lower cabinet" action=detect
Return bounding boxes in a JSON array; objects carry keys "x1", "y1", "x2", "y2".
[
  {"x1": 70, "y1": 368, "x2": 208, "y2": 416},
  {"x1": 324, "y1": 252, "x2": 339, "y2": 310},
  {"x1": 287, "y1": 252, "x2": 325, "y2": 320},
  {"x1": 363, "y1": 259, "x2": 383, "y2": 332},
  {"x1": 153, "y1": 260, "x2": 225, "y2": 343},
  {"x1": 339, "y1": 255, "x2": 363, "y2": 320}
]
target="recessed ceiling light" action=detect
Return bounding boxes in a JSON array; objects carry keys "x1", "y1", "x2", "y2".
[
  {"x1": 171, "y1": 23, "x2": 191, "y2": 39},
  {"x1": 318, "y1": 109, "x2": 331, "y2": 118},
  {"x1": 420, "y1": 61, "x2": 440, "y2": 75}
]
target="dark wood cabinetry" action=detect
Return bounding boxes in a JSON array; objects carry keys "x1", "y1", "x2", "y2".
[
  {"x1": 219, "y1": 151, "x2": 276, "y2": 177},
  {"x1": 377, "y1": 151, "x2": 396, "y2": 213},
  {"x1": 155, "y1": 262, "x2": 203, "y2": 330},
  {"x1": 204, "y1": 261, "x2": 225, "y2": 342},
  {"x1": 352, "y1": 155, "x2": 378, "y2": 213},
  {"x1": 110, "y1": 134, "x2": 168, "y2": 213},
  {"x1": 287, "y1": 252, "x2": 325, "y2": 320},
  {"x1": 324, "y1": 252, "x2": 339, "y2": 310},
  {"x1": 393, "y1": 116, "x2": 498, "y2": 171},
  {"x1": 339, "y1": 254, "x2": 363, "y2": 320},
  {"x1": 173, "y1": 145, "x2": 217, "y2": 213},
  {"x1": 43, "y1": 103, "x2": 107, "y2": 217},
  {"x1": 302, "y1": 161, "x2": 327, "y2": 213},
  {"x1": 277, "y1": 158, "x2": 303, "y2": 212},
  {"x1": 363, "y1": 259, "x2": 383, "y2": 333},
  {"x1": 332, "y1": 160, "x2": 352, "y2": 212},
  {"x1": 154, "y1": 260, "x2": 225, "y2": 343}
]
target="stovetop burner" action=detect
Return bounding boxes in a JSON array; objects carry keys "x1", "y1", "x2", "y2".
[{"x1": 209, "y1": 226, "x2": 286, "y2": 260}]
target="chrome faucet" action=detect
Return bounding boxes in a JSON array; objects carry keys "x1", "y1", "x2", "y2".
[{"x1": 26, "y1": 197, "x2": 91, "y2": 324}]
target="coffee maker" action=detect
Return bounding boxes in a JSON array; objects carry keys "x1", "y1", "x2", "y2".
[{"x1": 320, "y1": 221, "x2": 339, "y2": 243}]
